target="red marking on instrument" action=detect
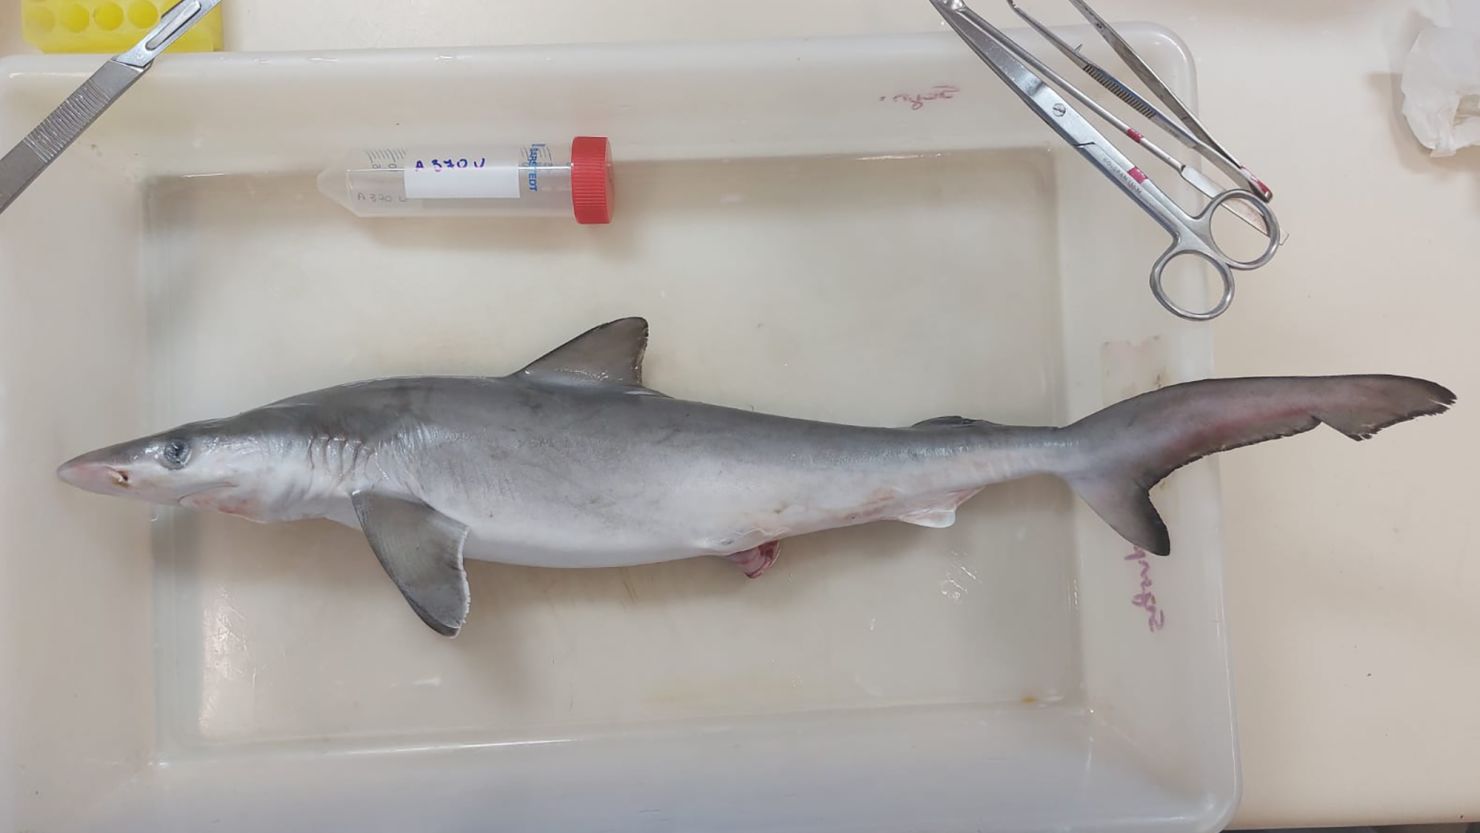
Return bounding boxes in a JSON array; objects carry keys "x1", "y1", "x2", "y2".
[
  {"x1": 1128, "y1": 167, "x2": 1148, "y2": 183},
  {"x1": 1126, "y1": 127, "x2": 1144, "y2": 142}
]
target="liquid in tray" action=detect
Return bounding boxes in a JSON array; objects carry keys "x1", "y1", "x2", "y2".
[{"x1": 140, "y1": 148, "x2": 1078, "y2": 751}]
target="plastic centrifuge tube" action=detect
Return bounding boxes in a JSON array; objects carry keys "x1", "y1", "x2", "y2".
[{"x1": 317, "y1": 136, "x2": 612, "y2": 223}]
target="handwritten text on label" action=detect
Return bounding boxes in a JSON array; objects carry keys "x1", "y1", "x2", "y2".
[{"x1": 413, "y1": 157, "x2": 488, "y2": 171}]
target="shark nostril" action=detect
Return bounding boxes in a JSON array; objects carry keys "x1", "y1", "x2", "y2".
[{"x1": 110, "y1": 467, "x2": 129, "y2": 487}]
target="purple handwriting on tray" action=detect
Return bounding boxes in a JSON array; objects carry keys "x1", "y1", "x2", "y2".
[
  {"x1": 879, "y1": 84, "x2": 960, "y2": 110},
  {"x1": 1125, "y1": 548, "x2": 1166, "y2": 633}
]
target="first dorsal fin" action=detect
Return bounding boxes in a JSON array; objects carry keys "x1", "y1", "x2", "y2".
[{"x1": 517, "y1": 317, "x2": 649, "y2": 387}]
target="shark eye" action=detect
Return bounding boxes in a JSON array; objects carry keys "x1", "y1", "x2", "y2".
[{"x1": 158, "y1": 438, "x2": 191, "y2": 470}]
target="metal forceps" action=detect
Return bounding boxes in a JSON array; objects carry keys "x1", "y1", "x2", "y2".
[{"x1": 930, "y1": 0, "x2": 1279, "y2": 321}]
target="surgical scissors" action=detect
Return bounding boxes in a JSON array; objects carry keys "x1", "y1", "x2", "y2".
[{"x1": 930, "y1": 0, "x2": 1279, "y2": 321}]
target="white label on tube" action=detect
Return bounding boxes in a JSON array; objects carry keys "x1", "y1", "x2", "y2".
[{"x1": 403, "y1": 156, "x2": 520, "y2": 199}]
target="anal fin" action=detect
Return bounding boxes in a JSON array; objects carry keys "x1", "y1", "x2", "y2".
[
  {"x1": 895, "y1": 488, "x2": 981, "y2": 528},
  {"x1": 897, "y1": 507, "x2": 958, "y2": 528}
]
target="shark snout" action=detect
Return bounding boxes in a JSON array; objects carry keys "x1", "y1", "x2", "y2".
[{"x1": 57, "y1": 457, "x2": 133, "y2": 494}]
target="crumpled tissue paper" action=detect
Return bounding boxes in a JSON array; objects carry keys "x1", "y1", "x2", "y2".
[{"x1": 1401, "y1": 1, "x2": 1480, "y2": 156}]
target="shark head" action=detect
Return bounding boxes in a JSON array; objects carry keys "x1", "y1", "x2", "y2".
[{"x1": 57, "y1": 412, "x2": 307, "y2": 521}]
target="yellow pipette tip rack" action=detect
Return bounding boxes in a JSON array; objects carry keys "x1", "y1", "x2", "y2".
[{"x1": 22, "y1": 0, "x2": 223, "y2": 53}]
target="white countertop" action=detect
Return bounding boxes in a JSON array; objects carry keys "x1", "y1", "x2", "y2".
[{"x1": 5, "y1": 1, "x2": 1476, "y2": 827}]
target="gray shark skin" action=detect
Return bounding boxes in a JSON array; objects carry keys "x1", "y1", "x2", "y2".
[{"x1": 58, "y1": 318, "x2": 1455, "y2": 636}]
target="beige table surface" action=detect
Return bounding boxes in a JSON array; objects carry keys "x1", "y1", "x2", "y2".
[{"x1": 5, "y1": 0, "x2": 1477, "y2": 828}]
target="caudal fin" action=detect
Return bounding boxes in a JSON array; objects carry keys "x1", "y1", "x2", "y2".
[{"x1": 1057, "y1": 375, "x2": 1454, "y2": 555}]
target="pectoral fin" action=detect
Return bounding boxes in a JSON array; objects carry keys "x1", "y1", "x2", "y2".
[{"x1": 351, "y1": 491, "x2": 471, "y2": 637}]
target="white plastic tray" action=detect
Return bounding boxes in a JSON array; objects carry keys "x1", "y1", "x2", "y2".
[{"x1": 0, "y1": 28, "x2": 1235, "y2": 833}]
